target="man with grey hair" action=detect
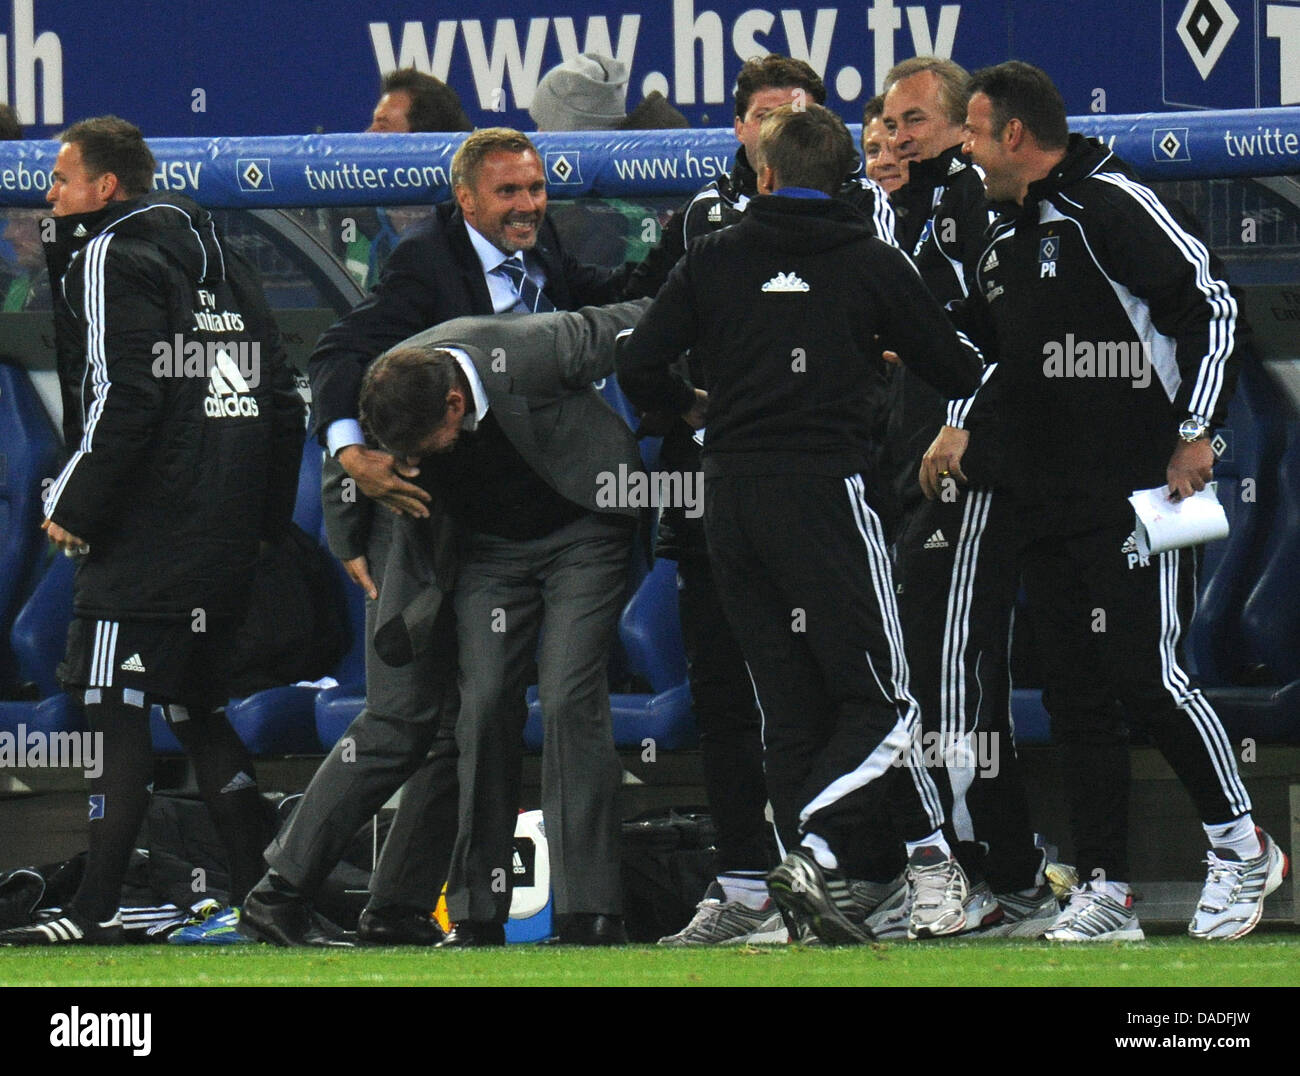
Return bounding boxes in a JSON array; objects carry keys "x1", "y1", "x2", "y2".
[{"x1": 870, "y1": 56, "x2": 1058, "y2": 940}]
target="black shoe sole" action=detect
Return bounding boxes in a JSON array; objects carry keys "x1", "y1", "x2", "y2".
[{"x1": 768, "y1": 856, "x2": 872, "y2": 946}]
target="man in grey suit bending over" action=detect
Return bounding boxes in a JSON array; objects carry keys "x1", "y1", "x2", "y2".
[{"x1": 359, "y1": 299, "x2": 649, "y2": 946}]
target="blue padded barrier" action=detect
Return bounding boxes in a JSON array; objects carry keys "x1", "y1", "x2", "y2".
[{"x1": 3, "y1": 111, "x2": 1297, "y2": 211}]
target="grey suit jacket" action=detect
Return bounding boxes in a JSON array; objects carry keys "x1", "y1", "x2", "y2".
[{"x1": 372, "y1": 299, "x2": 650, "y2": 667}]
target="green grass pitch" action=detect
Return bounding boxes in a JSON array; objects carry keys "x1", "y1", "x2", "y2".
[{"x1": 1, "y1": 935, "x2": 1297, "y2": 987}]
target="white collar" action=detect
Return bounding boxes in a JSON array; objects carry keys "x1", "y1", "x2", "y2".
[{"x1": 443, "y1": 346, "x2": 490, "y2": 429}]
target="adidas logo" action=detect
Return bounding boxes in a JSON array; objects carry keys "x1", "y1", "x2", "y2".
[
  {"x1": 205, "y1": 349, "x2": 260, "y2": 419},
  {"x1": 761, "y1": 271, "x2": 810, "y2": 293},
  {"x1": 220, "y1": 771, "x2": 256, "y2": 794},
  {"x1": 948, "y1": 157, "x2": 966, "y2": 175},
  {"x1": 73, "y1": 223, "x2": 87, "y2": 238},
  {"x1": 923, "y1": 529, "x2": 949, "y2": 550},
  {"x1": 1121, "y1": 533, "x2": 1138, "y2": 555},
  {"x1": 707, "y1": 203, "x2": 722, "y2": 222},
  {"x1": 120, "y1": 652, "x2": 147, "y2": 673},
  {"x1": 983, "y1": 249, "x2": 999, "y2": 272}
]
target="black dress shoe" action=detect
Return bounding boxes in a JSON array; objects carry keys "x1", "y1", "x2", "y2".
[
  {"x1": 357, "y1": 905, "x2": 446, "y2": 946},
  {"x1": 435, "y1": 920, "x2": 506, "y2": 948},
  {"x1": 556, "y1": 913, "x2": 628, "y2": 946},
  {"x1": 239, "y1": 879, "x2": 355, "y2": 948}
]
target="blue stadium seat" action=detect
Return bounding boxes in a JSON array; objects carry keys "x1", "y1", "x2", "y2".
[
  {"x1": 9, "y1": 552, "x2": 75, "y2": 699},
  {"x1": 0, "y1": 363, "x2": 63, "y2": 692},
  {"x1": 1186, "y1": 355, "x2": 1281, "y2": 686},
  {"x1": 293, "y1": 436, "x2": 325, "y2": 537},
  {"x1": 0, "y1": 693, "x2": 85, "y2": 741},
  {"x1": 152, "y1": 449, "x2": 352, "y2": 756},
  {"x1": 1, "y1": 551, "x2": 83, "y2": 742},
  {"x1": 594, "y1": 372, "x2": 663, "y2": 470},
  {"x1": 1239, "y1": 420, "x2": 1300, "y2": 685},
  {"x1": 312, "y1": 549, "x2": 368, "y2": 751},
  {"x1": 618, "y1": 558, "x2": 687, "y2": 692}
]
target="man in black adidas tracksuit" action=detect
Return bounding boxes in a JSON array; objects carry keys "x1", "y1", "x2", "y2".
[
  {"x1": 0, "y1": 117, "x2": 304, "y2": 946},
  {"x1": 619, "y1": 104, "x2": 983, "y2": 943},
  {"x1": 878, "y1": 58, "x2": 1048, "y2": 935},
  {"x1": 623, "y1": 54, "x2": 899, "y2": 943},
  {"x1": 953, "y1": 63, "x2": 1287, "y2": 941}
]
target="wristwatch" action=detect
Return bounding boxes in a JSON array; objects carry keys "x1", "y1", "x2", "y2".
[{"x1": 1178, "y1": 417, "x2": 1211, "y2": 443}]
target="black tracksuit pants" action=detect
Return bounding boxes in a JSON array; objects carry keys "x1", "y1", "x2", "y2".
[
  {"x1": 893, "y1": 487, "x2": 1041, "y2": 892},
  {"x1": 675, "y1": 554, "x2": 778, "y2": 873},
  {"x1": 1019, "y1": 513, "x2": 1252, "y2": 883},
  {"x1": 705, "y1": 471, "x2": 944, "y2": 877}
]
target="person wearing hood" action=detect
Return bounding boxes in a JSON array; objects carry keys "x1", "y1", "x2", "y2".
[
  {"x1": 0, "y1": 117, "x2": 304, "y2": 947},
  {"x1": 618, "y1": 103, "x2": 983, "y2": 945}
]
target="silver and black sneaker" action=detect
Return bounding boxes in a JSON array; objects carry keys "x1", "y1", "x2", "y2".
[
  {"x1": 767, "y1": 850, "x2": 873, "y2": 945},
  {"x1": 980, "y1": 884, "x2": 1060, "y2": 938},
  {"x1": 1044, "y1": 885, "x2": 1144, "y2": 942},
  {"x1": 657, "y1": 882, "x2": 788, "y2": 946}
]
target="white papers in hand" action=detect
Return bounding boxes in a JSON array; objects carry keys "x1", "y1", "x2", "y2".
[{"x1": 1127, "y1": 483, "x2": 1229, "y2": 558}]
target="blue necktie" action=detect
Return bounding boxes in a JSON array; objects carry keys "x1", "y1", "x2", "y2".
[{"x1": 497, "y1": 255, "x2": 556, "y2": 314}]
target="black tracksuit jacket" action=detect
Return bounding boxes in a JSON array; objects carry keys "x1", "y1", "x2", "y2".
[
  {"x1": 950, "y1": 136, "x2": 1244, "y2": 529},
  {"x1": 43, "y1": 194, "x2": 304, "y2": 621},
  {"x1": 617, "y1": 193, "x2": 982, "y2": 473},
  {"x1": 622, "y1": 147, "x2": 898, "y2": 553}
]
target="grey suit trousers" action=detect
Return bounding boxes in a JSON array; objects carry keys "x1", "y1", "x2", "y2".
[
  {"x1": 265, "y1": 507, "x2": 460, "y2": 907},
  {"x1": 446, "y1": 511, "x2": 632, "y2": 922}
]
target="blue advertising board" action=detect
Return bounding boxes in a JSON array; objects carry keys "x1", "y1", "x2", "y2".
[
  {"x1": 1, "y1": 0, "x2": 1297, "y2": 137},
  {"x1": 2, "y1": 109, "x2": 1297, "y2": 210}
]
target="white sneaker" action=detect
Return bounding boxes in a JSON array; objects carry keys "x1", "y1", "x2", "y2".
[
  {"x1": 1044, "y1": 885, "x2": 1144, "y2": 942},
  {"x1": 1188, "y1": 828, "x2": 1289, "y2": 940},
  {"x1": 906, "y1": 846, "x2": 969, "y2": 939},
  {"x1": 657, "y1": 882, "x2": 788, "y2": 946}
]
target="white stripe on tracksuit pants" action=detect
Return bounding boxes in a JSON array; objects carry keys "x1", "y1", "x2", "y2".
[
  {"x1": 891, "y1": 486, "x2": 1044, "y2": 892},
  {"x1": 703, "y1": 470, "x2": 944, "y2": 878}
]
